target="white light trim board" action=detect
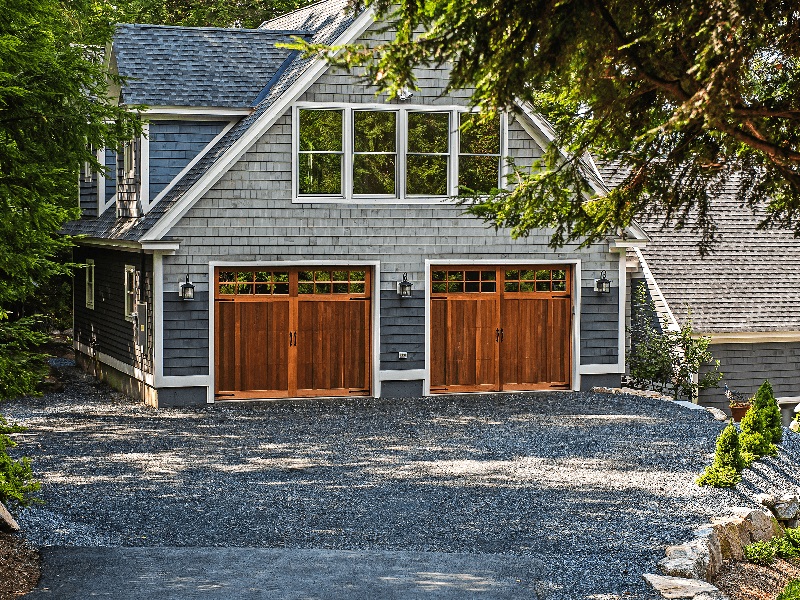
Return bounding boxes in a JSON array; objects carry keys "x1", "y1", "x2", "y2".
[
  {"x1": 74, "y1": 341, "x2": 155, "y2": 386},
  {"x1": 379, "y1": 369, "x2": 426, "y2": 381}
]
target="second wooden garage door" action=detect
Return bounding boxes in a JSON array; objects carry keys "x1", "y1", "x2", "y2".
[
  {"x1": 214, "y1": 267, "x2": 371, "y2": 399},
  {"x1": 430, "y1": 266, "x2": 572, "y2": 393}
]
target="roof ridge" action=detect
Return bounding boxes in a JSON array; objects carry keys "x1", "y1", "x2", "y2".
[
  {"x1": 259, "y1": 0, "x2": 352, "y2": 29},
  {"x1": 117, "y1": 23, "x2": 310, "y2": 35}
]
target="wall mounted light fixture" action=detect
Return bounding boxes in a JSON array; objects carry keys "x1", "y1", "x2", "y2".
[
  {"x1": 397, "y1": 272, "x2": 413, "y2": 298},
  {"x1": 180, "y1": 275, "x2": 195, "y2": 300},
  {"x1": 594, "y1": 270, "x2": 611, "y2": 294}
]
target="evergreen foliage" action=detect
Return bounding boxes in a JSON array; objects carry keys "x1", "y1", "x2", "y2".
[
  {"x1": 294, "y1": 1, "x2": 800, "y2": 251},
  {"x1": 740, "y1": 380, "x2": 783, "y2": 463},
  {"x1": 697, "y1": 423, "x2": 744, "y2": 488},
  {"x1": 0, "y1": 416, "x2": 40, "y2": 510}
]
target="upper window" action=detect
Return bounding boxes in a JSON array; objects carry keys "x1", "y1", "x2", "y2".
[
  {"x1": 294, "y1": 105, "x2": 503, "y2": 202},
  {"x1": 85, "y1": 259, "x2": 95, "y2": 310},
  {"x1": 122, "y1": 140, "x2": 136, "y2": 179},
  {"x1": 124, "y1": 265, "x2": 137, "y2": 322}
]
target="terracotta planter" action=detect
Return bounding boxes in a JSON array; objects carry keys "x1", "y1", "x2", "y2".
[{"x1": 730, "y1": 404, "x2": 751, "y2": 423}]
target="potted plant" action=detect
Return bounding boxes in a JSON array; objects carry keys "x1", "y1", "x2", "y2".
[{"x1": 726, "y1": 384, "x2": 752, "y2": 422}]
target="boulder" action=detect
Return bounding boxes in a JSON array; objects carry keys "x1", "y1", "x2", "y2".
[
  {"x1": 772, "y1": 493, "x2": 800, "y2": 520},
  {"x1": 659, "y1": 528, "x2": 723, "y2": 580},
  {"x1": 727, "y1": 507, "x2": 780, "y2": 542},
  {"x1": 706, "y1": 407, "x2": 728, "y2": 422},
  {"x1": 708, "y1": 516, "x2": 746, "y2": 561},
  {"x1": 0, "y1": 501, "x2": 20, "y2": 533},
  {"x1": 643, "y1": 574, "x2": 727, "y2": 600}
]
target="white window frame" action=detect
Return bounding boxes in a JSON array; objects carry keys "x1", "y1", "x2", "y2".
[
  {"x1": 85, "y1": 259, "x2": 95, "y2": 310},
  {"x1": 292, "y1": 102, "x2": 506, "y2": 204},
  {"x1": 124, "y1": 264, "x2": 137, "y2": 322},
  {"x1": 123, "y1": 141, "x2": 135, "y2": 179}
]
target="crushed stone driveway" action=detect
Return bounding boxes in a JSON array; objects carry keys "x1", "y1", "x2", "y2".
[{"x1": 6, "y1": 366, "x2": 800, "y2": 599}]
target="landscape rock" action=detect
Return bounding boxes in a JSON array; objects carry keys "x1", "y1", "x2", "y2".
[
  {"x1": 643, "y1": 574, "x2": 727, "y2": 599},
  {"x1": 708, "y1": 516, "x2": 746, "y2": 561},
  {"x1": 772, "y1": 493, "x2": 800, "y2": 520},
  {"x1": 659, "y1": 528, "x2": 723, "y2": 580},
  {"x1": 0, "y1": 500, "x2": 20, "y2": 533},
  {"x1": 705, "y1": 407, "x2": 728, "y2": 422},
  {"x1": 756, "y1": 493, "x2": 777, "y2": 508},
  {"x1": 791, "y1": 420, "x2": 800, "y2": 433},
  {"x1": 727, "y1": 507, "x2": 780, "y2": 542}
]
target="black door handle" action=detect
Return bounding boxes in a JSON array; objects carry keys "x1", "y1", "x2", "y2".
[
  {"x1": 500, "y1": 328, "x2": 504, "y2": 341},
  {"x1": 495, "y1": 328, "x2": 500, "y2": 342},
  {"x1": 293, "y1": 331, "x2": 297, "y2": 346}
]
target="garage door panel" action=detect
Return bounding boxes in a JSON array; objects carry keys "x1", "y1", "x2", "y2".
[{"x1": 215, "y1": 301, "x2": 237, "y2": 394}]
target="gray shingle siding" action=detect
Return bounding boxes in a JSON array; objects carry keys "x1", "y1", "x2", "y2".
[
  {"x1": 148, "y1": 120, "x2": 228, "y2": 202},
  {"x1": 79, "y1": 170, "x2": 98, "y2": 218},
  {"x1": 73, "y1": 246, "x2": 153, "y2": 374},
  {"x1": 380, "y1": 291, "x2": 425, "y2": 370},
  {"x1": 699, "y1": 342, "x2": 800, "y2": 408},
  {"x1": 163, "y1": 291, "x2": 210, "y2": 376},
  {"x1": 580, "y1": 287, "x2": 619, "y2": 365},
  {"x1": 105, "y1": 149, "x2": 116, "y2": 204}
]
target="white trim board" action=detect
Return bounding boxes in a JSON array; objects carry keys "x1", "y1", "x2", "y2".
[
  {"x1": 143, "y1": 107, "x2": 254, "y2": 118},
  {"x1": 379, "y1": 369, "x2": 425, "y2": 381},
  {"x1": 205, "y1": 259, "x2": 382, "y2": 404},
  {"x1": 74, "y1": 340, "x2": 155, "y2": 386},
  {"x1": 633, "y1": 247, "x2": 680, "y2": 332},
  {"x1": 141, "y1": 7, "x2": 377, "y2": 242},
  {"x1": 705, "y1": 332, "x2": 800, "y2": 344}
]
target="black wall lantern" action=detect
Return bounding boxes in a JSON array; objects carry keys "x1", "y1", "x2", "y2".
[
  {"x1": 594, "y1": 270, "x2": 611, "y2": 294},
  {"x1": 397, "y1": 272, "x2": 413, "y2": 298},
  {"x1": 180, "y1": 275, "x2": 195, "y2": 300}
]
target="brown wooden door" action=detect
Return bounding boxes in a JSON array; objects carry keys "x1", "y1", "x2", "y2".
[
  {"x1": 430, "y1": 266, "x2": 572, "y2": 393},
  {"x1": 214, "y1": 267, "x2": 371, "y2": 399}
]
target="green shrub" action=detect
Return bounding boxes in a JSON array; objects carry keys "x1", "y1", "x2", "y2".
[
  {"x1": 0, "y1": 415, "x2": 40, "y2": 509},
  {"x1": 740, "y1": 403, "x2": 777, "y2": 461},
  {"x1": 744, "y1": 539, "x2": 776, "y2": 565},
  {"x1": 697, "y1": 423, "x2": 744, "y2": 487},
  {"x1": 752, "y1": 380, "x2": 783, "y2": 445},
  {"x1": 784, "y1": 527, "x2": 800, "y2": 548},
  {"x1": 778, "y1": 580, "x2": 800, "y2": 600},
  {"x1": 774, "y1": 536, "x2": 800, "y2": 559}
]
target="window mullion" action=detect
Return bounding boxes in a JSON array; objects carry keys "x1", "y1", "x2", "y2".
[
  {"x1": 449, "y1": 110, "x2": 459, "y2": 197},
  {"x1": 399, "y1": 109, "x2": 407, "y2": 200},
  {"x1": 343, "y1": 108, "x2": 352, "y2": 200},
  {"x1": 500, "y1": 111, "x2": 509, "y2": 189}
]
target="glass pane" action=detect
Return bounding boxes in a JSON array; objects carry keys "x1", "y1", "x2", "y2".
[
  {"x1": 298, "y1": 271, "x2": 313, "y2": 281},
  {"x1": 432, "y1": 271, "x2": 446, "y2": 281},
  {"x1": 481, "y1": 281, "x2": 496, "y2": 292},
  {"x1": 536, "y1": 281, "x2": 551, "y2": 291},
  {"x1": 481, "y1": 271, "x2": 496, "y2": 280},
  {"x1": 459, "y1": 113, "x2": 500, "y2": 154},
  {"x1": 237, "y1": 271, "x2": 253, "y2": 282},
  {"x1": 553, "y1": 269, "x2": 566, "y2": 280},
  {"x1": 448, "y1": 271, "x2": 463, "y2": 281},
  {"x1": 406, "y1": 155, "x2": 447, "y2": 195},
  {"x1": 219, "y1": 271, "x2": 235, "y2": 282},
  {"x1": 448, "y1": 281, "x2": 463, "y2": 293},
  {"x1": 521, "y1": 270, "x2": 536, "y2": 280},
  {"x1": 299, "y1": 109, "x2": 342, "y2": 152},
  {"x1": 315, "y1": 283, "x2": 331, "y2": 294},
  {"x1": 350, "y1": 271, "x2": 366, "y2": 281},
  {"x1": 465, "y1": 271, "x2": 480, "y2": 281},
  {"x1": 299, "y1": 153, "x2": 342, "y2": 195},
  {"x1": 408, "y1": 112, "x2": 449, "y2": 153},
  {"x1": 553, "y1": 281, "x2": 567, "y2": 292},
  {"x1": 350, "y1": 282, "x2": 365, "y2": 293},
  {"x1": 332, "y1": 271, "x2": 348, "y2": 281},
  {"x1": 465, "y1": 281, "x2": 480, "y2": 293},
  {"x1": 298, "y1": 283, "x2": 313, "y2": 294},
  {"x1": 273, "y1": 283, "x2": 289, "y2": 295},
  {"x1": 274, "y1": 272, "x2": 289, "y2": 282},
  {"x1": 314, "y1": 271, "x2": 330, "y2": 281},
  {"x1": 220, "y1": 284, "x2": 236, "y2": 295},
  {"x1": 238, "y1": 283, "x2": 253, "y2": 294},
  {"x1": 255, "y1": 271, "x2": 271, "y2": 282},
  {"x1": 255, "y1": 284, "x2": 271, "y2": 294},
  {"x1": 353, "y1": 154, "x2": 396, "y2": 195},
  {"x1": 354, "y1": 111, "x2": 396, "y2": 152},
  {"x1": 459, "y1": 155, "x2": 500, "y2": 194},
  {"x1": 536, "y1": 269, "x2": 550, "y2": 280},
  {"x1": 505, "y1": 270, "x2": 519, "y2": 280},
  {"x1": 333, "y1": 283, "x2": 349, "y2": 293},
  {"x1": 520, "y1": 281, "x2": 536, "y2": 292},
  {"x1": 504, "y1": 281, "x2": 518, "y2": 292},
  {"x1": 432, "y1": 282, "x2": 447, "y2": 293}
]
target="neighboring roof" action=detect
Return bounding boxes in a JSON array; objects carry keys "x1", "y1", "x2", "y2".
[
  {"x1": 64, "y1": 0, "x2": 362, "y2": 241},
  {"x1": 602, "y1": 164, "x2": 800, "y2": 333},
  {"x1": 113, "y1": 24, "x2": 307, "y2": 108}
]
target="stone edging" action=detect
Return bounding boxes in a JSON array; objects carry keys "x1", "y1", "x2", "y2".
[{"x1": 643, "y1": 507, "x2": 783, "y2": 599}]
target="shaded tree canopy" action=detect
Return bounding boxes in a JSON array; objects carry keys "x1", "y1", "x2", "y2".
[
  {"x1": 115, "y1": 0, "x2": 313, "y2": 29},
  {"x1": 297, "y1": 0, "x2": 800, "y2": 249}
]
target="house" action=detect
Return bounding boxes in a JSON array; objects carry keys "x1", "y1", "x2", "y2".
[
  {"x1": 67, "y1": 0, "x2": 646, "y2": 407},
  {"x1": 618, "y1": 175, "x2": 800, "y2": 422}
]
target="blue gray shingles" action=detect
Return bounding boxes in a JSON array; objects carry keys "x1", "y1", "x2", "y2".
[
  {"x1": 113, "y1": 24, "x2": 304, "y2": 108},
  {"x1": 600, "y1": 164, "x2": 800, "y2": 333},
  {"x1": 64, "y1": 0, "x2": 361, "y2": 241}
]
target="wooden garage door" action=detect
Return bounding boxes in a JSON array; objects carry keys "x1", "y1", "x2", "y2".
[
  {"x1": 214, "y1": 267, "x2": 371, "y2": 399},
  {"x1": 430, "y1": 266, "x2": 572, "y2": 393}
]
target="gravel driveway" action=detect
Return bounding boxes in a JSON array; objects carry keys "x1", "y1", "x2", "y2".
[{"x1": 5, "y1": 364, "x2": 800, "y2": 599}]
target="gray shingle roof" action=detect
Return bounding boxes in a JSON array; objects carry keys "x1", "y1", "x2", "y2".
[
  {"x1": 600, "y1": 164, "x2": 800, "y2": 333},
  {"x1": 114, "y1": 24, "x2": 307, "y2": 108},
  {"x1": 65, "y1": 0, "x2": 361, "y2": 241}
]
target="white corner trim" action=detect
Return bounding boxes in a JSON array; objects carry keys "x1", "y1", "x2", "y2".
[
  {"x1": 140, "y1": 123, "x2": 150, "y2": 213},
  {"x1": 141, "y1": 7, "x2": 377, "y2": 242},
  {"x1": 74, "y1": 340, "x2": 155, "y2": 386},
  {"x1": 379, "y1": 369, "x2": 425, "y2": 381},
  {"x1": 147, "y1": 120, "x2": 237, "y2": 212},
  {"x1": 617, "y1": 248, "x2": 626, "y2": 374},
  {"x1": 704, "y1": 331, "x2": 800, "y2": 344},
  {"x1": 633, "y1": 247, "x2": 680, "y2": 332},
  {"x1": 142, "y1": 106, "x2": 254, "y2": 118},
  {"x1": 153, "y1": 252, "x2": 164, "y2": 385}
]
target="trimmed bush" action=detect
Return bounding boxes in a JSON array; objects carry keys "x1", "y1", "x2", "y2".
[
  {"x1": 743, "y1": 528, "x2": 800, "y2": 568},
  {"x1": 697, "y1": 423, "x2": 744, "y2": 487},
  {"x1": 740, "y1": 380, "x2": 783, "y2": 462},
  {"x1": 778, "y1": 580, "x2": 800, "y2": 600},
  {"x1": 744, "y1": 539, "x2": 776, "y2": 565}
]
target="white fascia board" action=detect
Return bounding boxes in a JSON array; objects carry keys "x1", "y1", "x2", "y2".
[
  {"x1": 702, "y1": 331, "x2": 800, "y2": 344},
  {"x1": 633, "y1": 247, "x2": 680, "y2": 332},
  {"x1": 74, "y1": 238, "x2": 142, "y2": 251},
  {"x1": 142, "y1": 107, "x2": 254, "y2": 118},
  {"x1": 513, "y1": 102, "x2": 609, "y2": 196},
  {"x1": 609, "y1": 238, "x2": 648, "y2": 250},
  {"x1": 141, "y1": 240, "x2": 180, "y2": 253},
  {"x1": 141, "y1": 7, "x2": 377, "y2": 242}
]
